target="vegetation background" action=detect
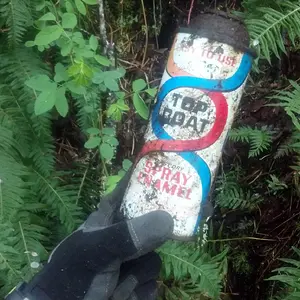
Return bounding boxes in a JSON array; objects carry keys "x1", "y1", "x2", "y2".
[{"x1": 1, "y1": 0, "x2": 300, "y2": 299}]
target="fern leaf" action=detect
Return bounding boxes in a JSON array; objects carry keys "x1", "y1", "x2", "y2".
[
  {"x1": 216, "y1": 187, "x2": 261, "y2": 210},
  {"x1": 33, "y1": 170, "x2": 83, "y2": 233},
  {"x1": 158, "y1": 241, "x2": 223, "y2": 299},
  {"x1": 229, "y1": 126, "x2": 272, "y2": 158},
  {"x1": 0, "y1": 0, "x2": 32, "y2": 45},
  {"x1": 245, "y1": 1, "x2": 300, "y2": 61},
  {"x1": 268, "y1": 247, "x2": 300, "y2": 298},
  {"x1": 275, "y1": 131, "x2": 300, "y2": 159},
  {"x1": 270, "y1": 81, "x2": 300, "y2": 131}
]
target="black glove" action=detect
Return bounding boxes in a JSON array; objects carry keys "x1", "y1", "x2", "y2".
[{"x1": 6, "y1": 175, "x2": 174, "y2": 300}]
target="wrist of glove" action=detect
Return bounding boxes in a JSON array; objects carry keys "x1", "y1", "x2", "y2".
[{"x1": 6, "y1": 174, "x2": 174, "y2": 300}]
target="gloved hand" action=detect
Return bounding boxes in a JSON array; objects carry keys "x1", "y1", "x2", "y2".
[{"x1": 6, "y1": 174, "x2": 174, "y2": 300}]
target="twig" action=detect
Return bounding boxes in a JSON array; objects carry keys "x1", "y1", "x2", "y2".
[
  {"x1": 152, "y1": 0, "x2": 159, "y2": 49},
  {"x1": 187, "y1": 0, "x2": 195, "y2": 25},
  {"x1": 98, "y1": 0, "x2": 108, "y2": 54},
  {"x1": 140, "y1": 0, "x2": 148, "y2": 67},
  {"x1": 208, "y1": 237, "x2": 277, "y2": 242}
]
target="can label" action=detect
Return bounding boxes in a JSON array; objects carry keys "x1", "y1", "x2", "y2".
[{"x1": 121, "y1": 32, "x2": 252, "y2": 237}]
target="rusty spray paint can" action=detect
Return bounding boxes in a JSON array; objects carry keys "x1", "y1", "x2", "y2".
[{"x1": 121, "y1": 13, "x2": 254, "y2": 239}]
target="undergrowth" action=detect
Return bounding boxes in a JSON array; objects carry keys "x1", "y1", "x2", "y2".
[{"x1": 1, "y1": 0, "x2": 300, "y2": 299}]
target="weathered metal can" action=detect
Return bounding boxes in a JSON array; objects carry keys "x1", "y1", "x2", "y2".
[{"x1": 121, "y1": 13, "x2": 254, "y2": 239}]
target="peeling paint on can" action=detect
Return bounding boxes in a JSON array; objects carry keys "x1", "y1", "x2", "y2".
[{"x1": 121, "y1": 17, "x2": 254, "y2": 239}]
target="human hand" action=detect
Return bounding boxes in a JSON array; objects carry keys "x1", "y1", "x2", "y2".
[{"x1": 6, "y1": 174, "x2": 174, "y2": 300}]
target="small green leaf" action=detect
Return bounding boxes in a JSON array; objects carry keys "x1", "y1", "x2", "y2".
[
  {"x1": 84, "y1": 105, "x2": 94, "y2": 113},
  {"x1": 82, "y1": 0, "x2": 97, "y2": 4},
  {"x1": 36, "y1": 0, "x2": 45, "y2": 11},
  {"x1": 107, "y1": 104, "x2": 118, "y2": 117},
  {"x1": 84, "y1": 137, "x2": 101, "y2": 149},
  {"x1": 145, "y1": 87, "x2": 157, "y2": 97},
  {"x1": 89, "y1": 35, "x2": 98, "y2": 51},
  {"x1": 55, "y1": 87, "x2": 69, "y2": 117},
  {"x1": 60, "y1": 40, "x2": 73, "y2": 56},
  {"x1": 34, "y1": 25, "x2": 63, "y2": 46},
  {"x1": 116, "y1": 91, "x2": 126, "y2": 99},
  {"x1": 104, "y1": 78, "x2": 119, "y2": 91},
  {"x1": 103, "y1": 136, "x2": 119, "y2": 146},
  {"x1": 102, "y1": 127, "x2": 115, "y2": 136},
  {"x1": 68, "y1": 63, "x2": 81, "y2": 76},
  {"x1": 75, "y1": 0, "x2": 86, "y2": 15},
  {"x1": 92, "y1": 72, "x2": 105, "y2": 84},
  {"x1": 122, "y1": 159, "x2": 132, "y2": 171},
  {"x1": 72, "y1": 31, "x2": 85, "y2": 46},
  {"x1": 105, "y1": 175, "x2": 122, "y2": 194},
  {"x1": 133, "y1": 79, "x2": 146, "y2": 92},
  {"x1": 94, "y1": 54, "x2": 111, "y2": 66},
  {"x1": 133, "y1": 93, "x2": 149, "y2": 119},
  {"x1": 25, "y1": 41, "x2": 35, "y2": 47},
  {"x1": 76, "y1": 49, "x2": 94, "y2": 58},
  {"x1": 34, "y1": 84, "x2": 57, "y2": 115},
  {"x1": 116, "y1": 98, "x2": 129, "y2": 111},
  {"x1": 65, "y1": 1, "x2": 74, "y2": 12},
  {"x1": 87, "y1": 127, "x2": 100, "y2": 135},
  {"x1": 100, "y1": 143, "x2": 114, "y2": 160},
  {"x1": 116, "y1": 67, "x2": 126, "y2": 77},
  {"x1": 37, "y1": 45, "x2": 45, "y2": 52},
  {"x1": 62, "y1": 13, "x2": 77, "y2": 29},
  {"x1": 67, "y1": 81, "x2": 86, "y2": 94},
  {"x1": 54, "y1": 63, "x2": 69, "y2": 82},
  {"x1": 39, "y1": 12, "x2": 56, "y2": 21},
  {"x1": 26, "y1": 75, "x2": 53, "y2": 91}
]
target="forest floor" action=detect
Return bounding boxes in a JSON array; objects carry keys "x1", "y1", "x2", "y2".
[{"x1": 54, "y1": 0, "x2": 300, "y2": 299}]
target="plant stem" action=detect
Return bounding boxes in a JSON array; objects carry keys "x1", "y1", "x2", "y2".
[
  {"x1": 19, "y1": 221, "x2": 33, "y2": 276},
  {"x1": 152, "y1": 0, "x2": 159, "y2": 49},
  {"x1": 208, "y1": 237, "x2": 276, "y2": 242},
  {"x1": 140, "y1": 0, "x2": 148, "y2": 67}
]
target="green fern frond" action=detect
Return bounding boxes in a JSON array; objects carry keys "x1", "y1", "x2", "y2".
[
  {"x1": 0, "y1": 224, "x2": 23, "y2": 295},
  {"x1": 73, "y1": 88, "x2": 102, "y2": 132},
  {"x1": 270, "y1": 81, "x2": 300, "y2": 131},
  {"x1": 158, "y1": 241, "x2": 225, "y2": 299},
  {"x1": 33, "y1": 170, "x2": 83, "y2": 233},
  {"x1": 0, "y1": 149, "x2": 29, "y2": 221},
  {"x1": 0, "y1": 0, "x2": 32, "y2": 45},
  {"x1": 245, "y1": 1, "x2": 300, "y2": 61},
  {"x1": 216, "y1": 187, "x2": 262, "y2": 210},
  {"x1": 267, "y1": 247, "x2": 300, "y2": 299},
  {"x1": 229, "y1": 126, "x2": 273, "y2": 157},
  {"x1": 275, "y1": 131, "x2": 300, "y2": 159}
]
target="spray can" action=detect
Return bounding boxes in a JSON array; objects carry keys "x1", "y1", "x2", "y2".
[{"x1": 121, "y1": 13, "x2": 254, "y2": 239}]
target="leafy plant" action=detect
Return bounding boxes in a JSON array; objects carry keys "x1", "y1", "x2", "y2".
[
  {"x1": 267, "y1": 247, "x2": 300, "y2": 300},
  {"x1": 267, "y1": 175, "x2": 288, "y2": 194},
  {"x1": 158, "y1": 241, "x2": 228, "y2": 299},
  {"x1": 215, "y1": 169, "x2": 262, "y2": 210},
  {"x1": 229, "y1": 126, "x2": 273, "y2": 157},
  {"x1": 269, "y1": 80, "x2": 300, "y2": 131},
  {"x1": 244, "y1": 0, "x2": 300, "y2": 62}
]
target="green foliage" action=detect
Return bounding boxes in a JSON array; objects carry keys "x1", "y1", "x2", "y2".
[
  {"x1": 229, "y1": 126, "x2": 273, "y2": 157},
  {"x1": 0, "y1": 0, "x2": 32, "y2": 45},
  {"x1": 275, "y1": 131, "x2": 300, "y2": 159},
  {"x1": 0, "y1": 0, "x2": 158, "y2": 293},
  {"x1": 215, "y1": 169, "x2": 262, "y2": 210},
  {"x1": 158, "y1": 241, "x2": 228, "y2": 299},
  {"x1": 267, "y1": 175, "x2": 288, "y2": 194},
  {"x1": 244, "y1": 0, "x2": 300, "y2": 62},
  {"x1": 267, "y1": 247, "x2": 300, "y2": 299},
  {"x1": 131, "y1": 78, "x2": 156, "y2": 120},
  {"x1": 269, "y1": 81, "x2": 300, "y2": 131}
]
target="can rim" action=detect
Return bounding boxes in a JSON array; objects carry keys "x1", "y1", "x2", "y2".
[{"x1": 178, "y1": 27, "x2": 257, "y2": 58}]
